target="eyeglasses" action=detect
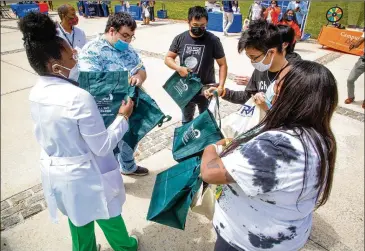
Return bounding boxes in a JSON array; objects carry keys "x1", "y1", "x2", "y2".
[
  {"x1": 117, "y1": 31, "x2": 136, "y2": 42},
  {"x1": 246, "y1": 52, "x2": 265, "y2": 62}
]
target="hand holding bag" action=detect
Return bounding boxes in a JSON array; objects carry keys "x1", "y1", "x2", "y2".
[
  {"x1": 78, "y1": 71, "x2": 171, "y2": 151},
  {"x1": 221, "y1": 97, "x2": 265, "y2": 139},
  {"x1": 172, "y1": 109, "x2": 223, "y2": 162},
  {"x1": 163, "y1": 72, "x2": 203, "y2": 109}
]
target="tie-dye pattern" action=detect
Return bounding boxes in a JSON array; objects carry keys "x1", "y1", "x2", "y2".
[
  {"x1": 78, "y1": 36, "x2": 145, "y2": 75},
  {"x1": 214, "y1": 130, "x2": 323, "y2": 251}
]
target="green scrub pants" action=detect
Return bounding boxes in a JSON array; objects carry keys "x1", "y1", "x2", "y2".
[{"x1": 68, "y1": 215, "x2": 138, "y2": 251}]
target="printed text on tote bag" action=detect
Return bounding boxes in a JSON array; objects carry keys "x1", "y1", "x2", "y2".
[
  {"x1": 239, "y1": 104, "x2": 255, "y2": 117},
  {"x1": 95, "y1": 94, "x2": 114, "y2": 118},
  {"x1": 174, "y1": 79, "x2": 189, "y2": 97},
  {"x1": 182, "y1": 123, "x2": 201, "y2": 145}
]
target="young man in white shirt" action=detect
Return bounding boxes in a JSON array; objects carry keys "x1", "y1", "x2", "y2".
[{"x1": 57, "y1": 4, "x2": 87, "y2": 51}]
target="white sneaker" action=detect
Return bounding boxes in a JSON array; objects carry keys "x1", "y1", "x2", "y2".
[
  {"x1": 223, "y1": 31, "x2": 228, "y2": 36},
  {"x1": 131, "y1": 234, "x2": 139, "y2": 245}
]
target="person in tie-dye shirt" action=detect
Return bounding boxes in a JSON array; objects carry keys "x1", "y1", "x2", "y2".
[
  {"x1": 79, "y1": 12, "x2": 149, "y2": 176},
  {"x1": 201, "y1": 60, "x2": 338, "y2": 251}
]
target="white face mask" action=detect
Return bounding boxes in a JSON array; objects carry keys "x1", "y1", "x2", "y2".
[
  {"x1": 53, "y1": 63, "x2": 80, "y2": 82},
  {"x1": 251, "y1": 51, "x2": 274, "y2": 72}
]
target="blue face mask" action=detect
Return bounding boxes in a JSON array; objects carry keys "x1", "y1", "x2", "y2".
[
  {"x1": 265, "y1": 82, "x2": 276, "y2": 109},
  {"x1": 114, "y1": 39, "x2": 129, "y2": 52},
  {"x1": 287, "y1": 15, "x2": 294, "y2": 21}
]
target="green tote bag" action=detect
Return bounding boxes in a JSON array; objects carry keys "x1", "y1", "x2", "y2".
[
  {"x1": 163, "y1": 72, "x2": 203, "y2": 109},
  {"x1": 78, "y1": 71, "x2": 171, "y2": 151},
  {"x1": 147, "y1": 157, "x2": 202, "y2": 230},
  {"x1": 172, "y1": 109, "x2": 223, "y2": 162}
]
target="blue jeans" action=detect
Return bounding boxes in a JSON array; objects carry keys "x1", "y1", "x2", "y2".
[{"x1": 116, "y1": 140, "x2": 137, "y2": 174}]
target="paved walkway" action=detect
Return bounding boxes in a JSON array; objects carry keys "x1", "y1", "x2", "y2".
[{"x1": 1, "y1": 15, "x2": 364, "y2": 251}]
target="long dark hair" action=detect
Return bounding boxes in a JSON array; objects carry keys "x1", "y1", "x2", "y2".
[
  {"x1": 222, "y1": 60, "x2": 338, "y2": 208},
  {"x1": 281, "y1": 9, "x2": 299, "y2": 25},
  {"x1": 277, "y1": 24, "x2": 295, "y2": 54}
]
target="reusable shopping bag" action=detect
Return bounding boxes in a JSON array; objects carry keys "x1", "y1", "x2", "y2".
[
  {"x1": 172, "y1": 108, "x2": 223, "y2": 162},
  {"x1": 190, "y1": 183, "x2": 217, "y2": 220},
  {"x1": 78, "y1": 71, "x2": 171, "y2": 151},
  {"x1": 163, "y1": 72, "x2": 203, "y2": 109},
  {"x1": 147, "y1": 157, "x2": 202, "y2": 230},
  {"x1": 221, "y1": 97, "x2": 265, "y2": 139}
]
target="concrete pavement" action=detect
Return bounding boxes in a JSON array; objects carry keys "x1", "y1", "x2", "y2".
[
  {"x1": 2, "y1": 110, "x2": 365, "y2": 251},
  {"x1": 1, "y1": 14, "x2": 364, "y2": 251}
]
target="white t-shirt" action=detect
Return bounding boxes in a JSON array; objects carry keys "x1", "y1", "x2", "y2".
[
  {"x1": 213, "y1": 129, "x2": 324, "y2": 251},
  {"x1": 57, "y1": 25, "x2": 87, "y2": 50},
  {"x1": 251, "y1": 4, "x2": 263, "y2": 21}
]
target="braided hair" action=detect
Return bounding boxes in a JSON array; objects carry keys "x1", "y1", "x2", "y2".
[{"x1": 18, "y1": 12, "x2": 66, "y2": 75}]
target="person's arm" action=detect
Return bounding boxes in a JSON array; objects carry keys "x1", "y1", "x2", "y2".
[
  {"x1": 76, "y1": 92, "x2": 133, "y2": 157},
  {"x1": 221, "y1": 89, "x2": 251, "y2": 104},
  {"x1": 202, "y1": 132, "x2": 293, "y2": 198},
  {"x1": 201, "y1": 140, "x2": 235, "y2": 185},
  {"x1": 165, "y1": 35, "x2": 190, "y2": 77},
  {"x1": 165, "y1": 51, "x2": 190, "y2": 77},
  {"x1": 222, "y1": 75, "x2": 257, "y2": 104},
  {"x1": 216, "y1": 57, "x2": 227, "y2": 89},
  {"x1": 165, "y1": 50, "x2": 180, "y2": 72},
  {"x1": 214, "y1": 38, "x2": 227, "y2": 89},
  {"x1": 129, "y1": 52, "x2": 147, "y2": 86},
  {"x1": 130, "y1": 69, "x2": 147, "y2": 86}
]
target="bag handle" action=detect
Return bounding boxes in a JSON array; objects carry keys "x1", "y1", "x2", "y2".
[
  {"x1": 187, "y1": 72, "x2": 201, "y2": 83},
  {"x1": 162, "y1": 3, "x2": 165, "y2": 10},
  {"x1": 127, "y1": 85, "x2": 140, "y2": 107},
  {"x1": 157, "y1": 115, "x2": 172, "y2": 127},
  {"x1": 209, "y1": 91, "x2": 221, "y2": 129}
]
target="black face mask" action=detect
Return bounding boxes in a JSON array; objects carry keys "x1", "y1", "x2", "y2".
[{"x1": 191, "y1": 27, "x2": 206, "y2": 37}]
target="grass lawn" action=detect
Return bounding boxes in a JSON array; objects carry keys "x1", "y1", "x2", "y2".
[{"x1": 53, "y1": 1, "x2": 364, "y2": 39}]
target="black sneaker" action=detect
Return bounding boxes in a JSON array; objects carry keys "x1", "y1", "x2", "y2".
[{"x1": 123, "y1": 166, "x2": 149, "y2": 176}]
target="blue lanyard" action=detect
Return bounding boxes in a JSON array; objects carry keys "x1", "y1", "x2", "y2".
[{"x1": 59, "y1": 25, "x2": 75, "y2": 48}]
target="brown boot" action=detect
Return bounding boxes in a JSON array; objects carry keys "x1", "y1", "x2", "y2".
[
  {"x1": 344, "y1": 97, "x2": 355, "y2": 104},
  {"x1": 362, "y1": 100, "x2": 365, "y2": 109}
]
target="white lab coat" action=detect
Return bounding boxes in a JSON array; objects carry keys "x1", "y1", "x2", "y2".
[{"x1": 29, "y1": 75, "x2": 129, "y2": 227}]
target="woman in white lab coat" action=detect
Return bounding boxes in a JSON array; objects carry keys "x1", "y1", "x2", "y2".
[{"x1": 19, "y1": 12, "x2": 138, "y2": 251}]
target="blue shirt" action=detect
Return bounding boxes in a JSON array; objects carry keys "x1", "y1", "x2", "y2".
[
  {"x1": 78, "y1": 35, "x2": 145, "y2": 75},
  {"x1": 287, "y1": 1, "x2": 308, "y2": 26},
  {"x1": 222, "y1": 1, "x2": 233, "y2": 13}
]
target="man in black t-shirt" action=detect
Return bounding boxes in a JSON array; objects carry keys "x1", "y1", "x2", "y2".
[
  {"x1": 206, "y1": 20, "x2": 289, "y2": 111},
  {"x1": 165, "y1": 6, "x2": 227, "y2": 124}
]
